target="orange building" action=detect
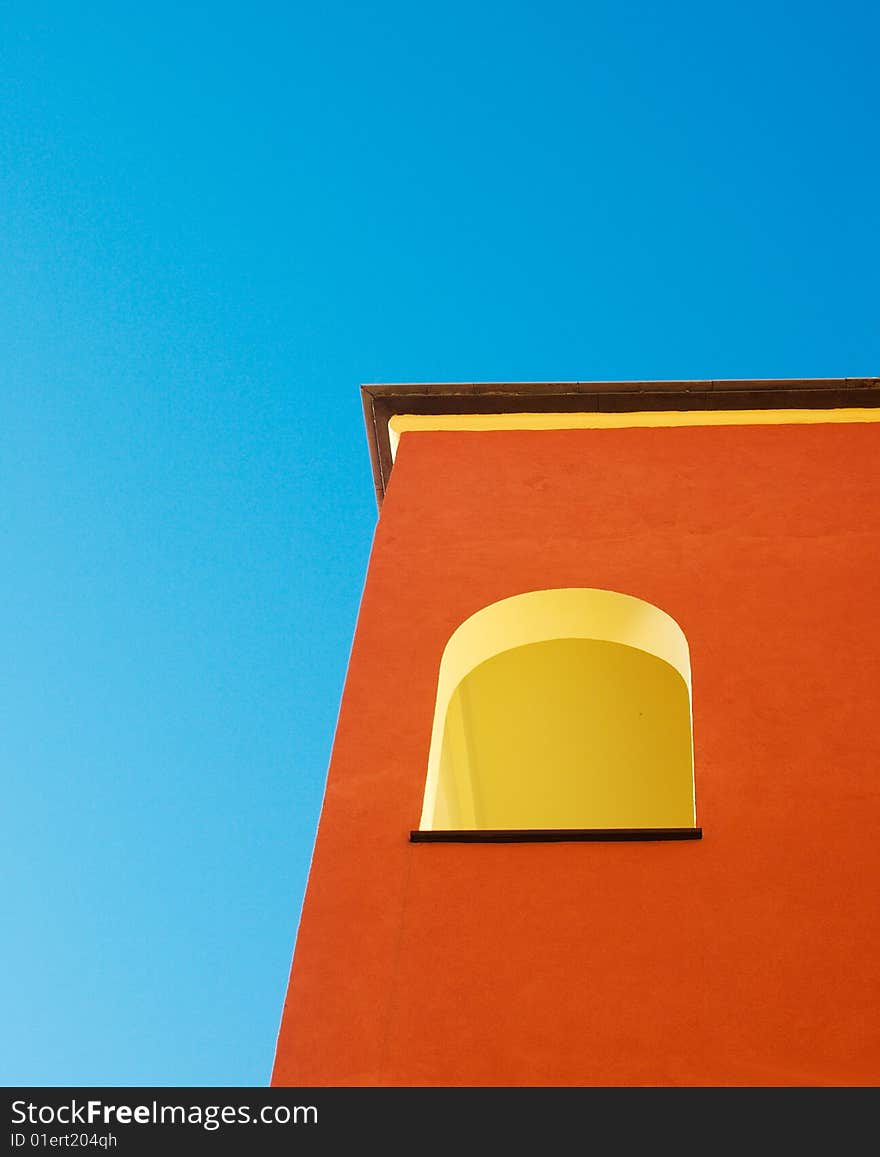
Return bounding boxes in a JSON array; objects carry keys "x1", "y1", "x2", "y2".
[{"x1": 273, "y1": 378, "x2": 880, "y2": 1087}]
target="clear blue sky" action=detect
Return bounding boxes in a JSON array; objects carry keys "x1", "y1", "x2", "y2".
[{"x1": 2, "y1": 1, "x2": 877, "y2": 1086}]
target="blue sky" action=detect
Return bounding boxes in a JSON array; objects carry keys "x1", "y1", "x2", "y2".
[{"x1": 2, "y1": 1, "x2": 877, "y2": 1086}]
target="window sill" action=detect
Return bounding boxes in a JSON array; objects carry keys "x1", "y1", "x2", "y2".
[{"x1": 409, "y1": 827, "x2": 702, "y2": 843}]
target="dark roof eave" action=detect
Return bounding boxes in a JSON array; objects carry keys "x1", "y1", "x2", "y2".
[{"x1": 360, "y1": 377, "x2": 880, "y2": 509}]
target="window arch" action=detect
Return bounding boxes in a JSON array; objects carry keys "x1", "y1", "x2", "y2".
[{"x1": 413, "y1": 588, "x2": 700, "y2": 842}]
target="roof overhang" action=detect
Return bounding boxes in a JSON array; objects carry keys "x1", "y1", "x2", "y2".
[{"x1": 360, "y1": 378, "x2": 880, "y2": 509}]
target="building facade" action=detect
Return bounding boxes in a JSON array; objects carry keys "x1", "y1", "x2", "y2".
[{"x1": 273, "y1": 379, "x2": 880, "y2": 1086}]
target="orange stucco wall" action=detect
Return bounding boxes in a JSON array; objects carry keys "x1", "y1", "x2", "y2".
[{"x1": 272, "y1": 422, "x2": 880, "y2": 1087}]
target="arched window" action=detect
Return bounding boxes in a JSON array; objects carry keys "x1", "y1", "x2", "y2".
[{"x1": 412, "y1": 589, "x2": 700, "y2": 842}]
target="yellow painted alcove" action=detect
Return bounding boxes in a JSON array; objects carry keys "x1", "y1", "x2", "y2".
[{"x1": 416, "y1": 588, "x2": 697, "y2": 837}]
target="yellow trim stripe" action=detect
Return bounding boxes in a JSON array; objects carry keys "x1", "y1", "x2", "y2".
[{"x1": 388, "y1": 408, "x2": 880, "y2": 460}]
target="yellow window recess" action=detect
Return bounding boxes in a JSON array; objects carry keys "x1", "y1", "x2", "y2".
[{"x1": 412, "y1": 588, "x2": 699, "y2": 843}]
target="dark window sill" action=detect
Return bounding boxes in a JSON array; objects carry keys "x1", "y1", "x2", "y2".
[{"x1": 410, "y1": 827, "x2": 702, "y2": 843}]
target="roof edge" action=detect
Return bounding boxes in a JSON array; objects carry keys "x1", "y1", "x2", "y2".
[{"x1": 361, "y1": 377, "x2": 880, "y2": 508}]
